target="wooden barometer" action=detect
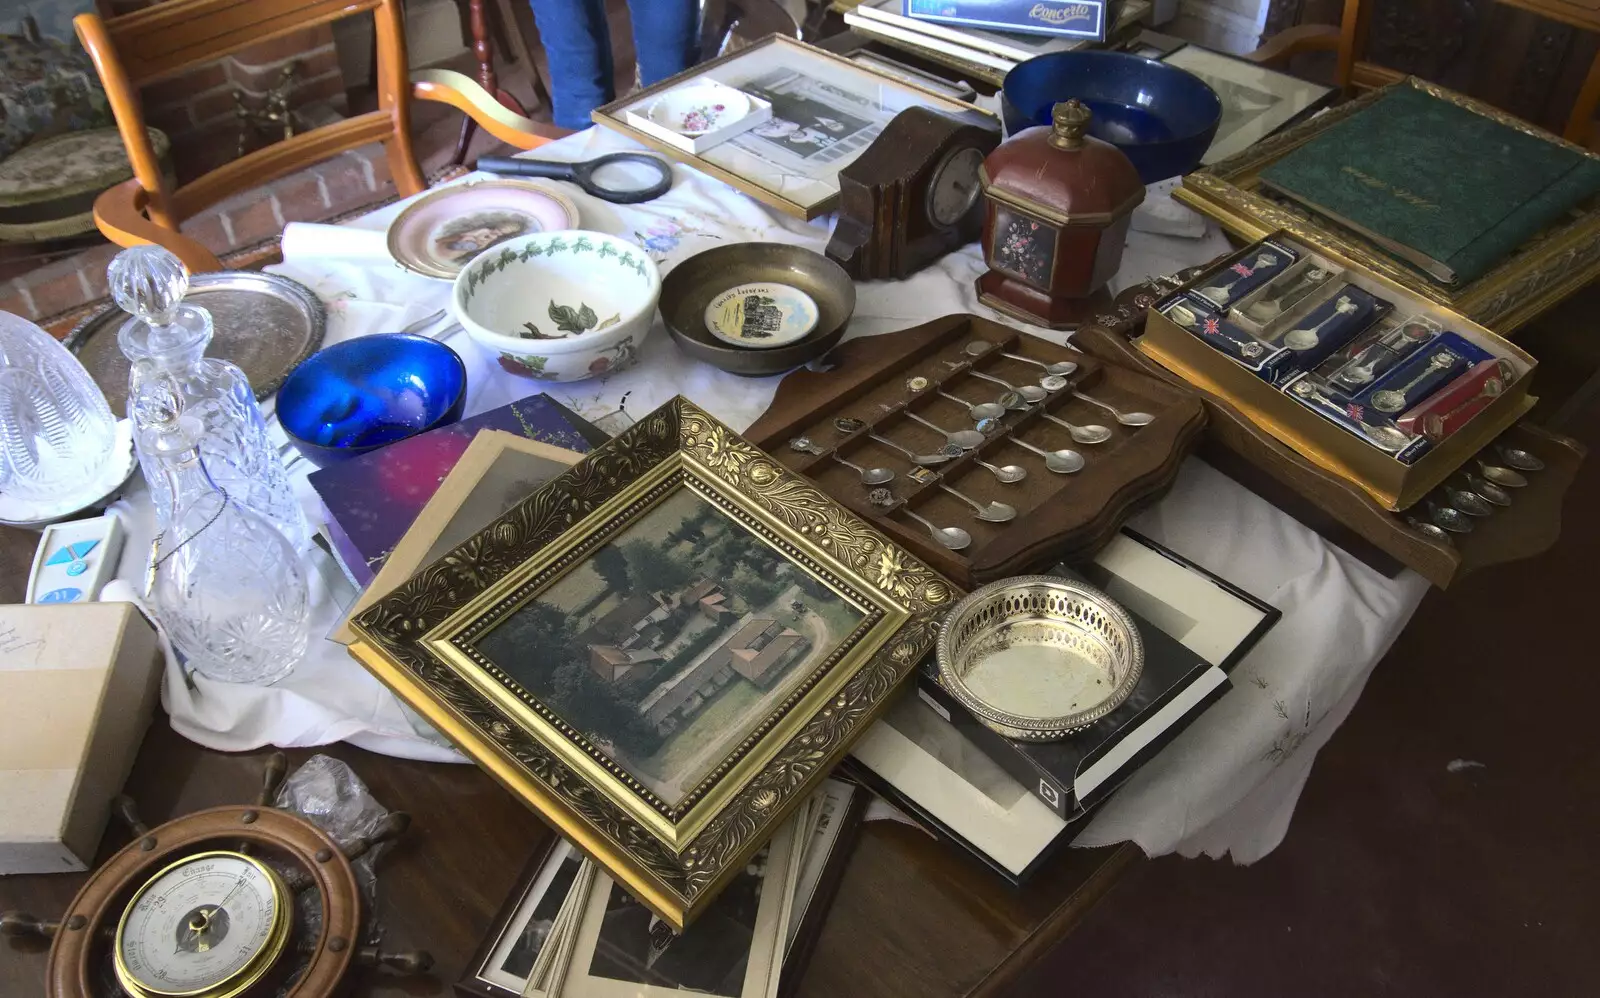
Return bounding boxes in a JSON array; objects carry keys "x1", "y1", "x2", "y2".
[{"x1": 1, "y1": 754, "x2": 430, "y2": 997}]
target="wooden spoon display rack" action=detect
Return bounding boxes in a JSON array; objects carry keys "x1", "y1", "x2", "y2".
[{"x1": 746, "y1": 314, "x2": 1206, "y2": 587}]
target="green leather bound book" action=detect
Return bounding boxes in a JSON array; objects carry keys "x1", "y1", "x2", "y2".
[{"x1": 1258, "y1": 85, "x2": 1600, "y2": 285}]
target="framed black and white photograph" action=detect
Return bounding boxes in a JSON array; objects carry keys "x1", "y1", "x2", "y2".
[
  {"x1": 594, "y1": 36, "x2": 993, "y2": 218},
  {"x1": 457, "y1": 839, "x2": 587, "y2": 998},
  {"x1": 847, "y1": 693, "x2": 1070, "y2": 884},
  {"x1": 780, "y1": 778, "x2": 868, "y2": 998},
  {"x1": 561, "y1": 817, "x2": 802, "y2": 998},
  {"x1": 1076, "y1": 529, "x2": 1280, "y2": 672},
  {"x1": 1160, "y1": 45, "x2": 1336, "y2": 165}
]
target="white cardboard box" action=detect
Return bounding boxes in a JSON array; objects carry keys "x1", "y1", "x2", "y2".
[{"x1": 0, "y1": 602, "x2": 162, "y2": 875}]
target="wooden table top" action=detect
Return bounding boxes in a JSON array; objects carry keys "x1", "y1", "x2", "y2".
[{"x1": 0, "y1": 528, "x2": 1137, "y2": 998}]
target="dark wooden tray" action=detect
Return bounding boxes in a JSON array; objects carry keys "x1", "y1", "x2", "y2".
[
  {"x1": 1077, "y1": 287, "x2": 1585, "y2": 588},
  {"x1": 745, "y1": 314, "x2": 1206, "y2": 587}
]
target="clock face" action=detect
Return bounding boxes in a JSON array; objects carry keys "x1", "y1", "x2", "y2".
[{"x1": 926, "y1": 146, "x2": 986, "y2": 229}]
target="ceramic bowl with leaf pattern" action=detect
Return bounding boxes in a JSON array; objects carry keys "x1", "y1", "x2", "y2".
[{"x1": 451, "y1": 229, "x2": 661, "y2": 382}]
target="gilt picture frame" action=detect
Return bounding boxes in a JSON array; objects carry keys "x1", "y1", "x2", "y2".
[{"x1": 348, "y1": 397, "x2": 953, "y2": 929}]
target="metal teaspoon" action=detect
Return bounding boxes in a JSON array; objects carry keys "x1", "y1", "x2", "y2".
[
  {"x1": 869, "y1": 432, "x2": 954, "y2": 466},
  {"x1": 1012, "y1": 438, "x2": 1085, "y2": 474},
  {"x1": 1038, "y1": 410, "x2": 1113, "y2": 445},
  {"x1": 1428, "y1": 501, "x2": 1475, "y2": 533},
  {"x1": 999, "y1": 350, "x2": 1078, "y2": 376},
  {"x1": 1442, "y1": 486, "x2": 1494, "y2": 517},
  {"x1": 830, "y1": 452, "x2": 895, "y2": 486},
  {"x1": 939, "y1": 485, "x2": 1017, "y2": 522},
  {"x1": 904, "y1": 410, "x2": 987, "y2": 451},
  {"x1": 1497, "y1": 444, "x2": 1544, "y2": 472},
  {"x1": 973, "y1": 457, "x2": 1027, "y2": 484},
  {"x1": 1406, "y1": 516, "x2": 1453, "y2": 545},
  {"x1": 900, "y1": 508, "x2": 972, "y2": 550},
  {"x1": 936, "y1": 388, "x2": 1007, "y2": 422},
  {"x1": 1072, "y1": 390, "x2": 1154, "y2": 427},
  {"x1": 1475, "y1": 458, "x2": 1527, "y2": 488},
  {"x1": 969, "y1": 369, "x2": 1047, "y2": 403},
  {"x1": 1462, "y1": 473, "x2": 1511, "y2": 506}
]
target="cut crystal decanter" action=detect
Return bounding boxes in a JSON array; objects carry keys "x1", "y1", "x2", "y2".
[
  {"x1": 143, "y1": 411, "x2": 309, "y2": 685},
  {"x1": 0, "y1": 311, "x2": 117, "y2": 502},
  {"x1": 109, "y1": 246, "x2": 306, "y2": 549}
]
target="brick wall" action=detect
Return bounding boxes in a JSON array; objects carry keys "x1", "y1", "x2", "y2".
[
  {"x1": 0, "y1": 142, "x2": 397, "y2": 324},
  {"x1": 138, "y1": 25, "x2": 350, "y2": 182}
]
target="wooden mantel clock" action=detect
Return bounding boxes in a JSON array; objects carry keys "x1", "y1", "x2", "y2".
[
  {"x1": 826, "y1": 106, "x2": 1001, "y2": 280},
  {"x1": 0, "y1": 754, "x2": 430, "y2": 998}
]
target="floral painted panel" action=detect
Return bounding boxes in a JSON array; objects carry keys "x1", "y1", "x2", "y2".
[{"x1": 989, "y1": 206, "x2": 1056, "y2": 288}]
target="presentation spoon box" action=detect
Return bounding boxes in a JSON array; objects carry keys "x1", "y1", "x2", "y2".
[{"x1": 1140, "y1": 231, "x2": 1536, "y2": 511}]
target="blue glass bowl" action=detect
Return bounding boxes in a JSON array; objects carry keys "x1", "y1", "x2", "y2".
[
  {"x1": 276, "y1": 333, "x2": 468, "y2": 466},
  {"x1": 1002, "y1": 51, "x2": 1223, "y2": 184}
]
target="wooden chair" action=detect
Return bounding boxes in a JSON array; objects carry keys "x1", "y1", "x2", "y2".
[
  {"x1": 1249, "y1": 0, "x2": 1600, "y2": 148},
  {"x1": 74, "y1": 0, "x2": 564, "y2": 274}
]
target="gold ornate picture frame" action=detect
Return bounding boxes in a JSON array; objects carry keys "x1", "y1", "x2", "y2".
[
  {"x1": 347, "y1": 398, "x2": 954, "y2": 929},
  {"x1": 1174, "y1": 77, "x2": 1600, "y2": 334}
]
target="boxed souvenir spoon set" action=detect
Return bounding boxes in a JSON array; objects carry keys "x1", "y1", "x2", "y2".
[{"x1": 1139, "y1": 232, "x2": 1537, "y2": 511}]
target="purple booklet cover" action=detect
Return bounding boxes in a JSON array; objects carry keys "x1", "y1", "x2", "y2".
[{"x1": 308, "y1": 393, "x2": 610, "y2": 587}]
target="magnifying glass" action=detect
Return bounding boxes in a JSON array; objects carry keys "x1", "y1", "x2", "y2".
[{"x1": 476, "y1": 152, "x2": 674, "y2": 204}]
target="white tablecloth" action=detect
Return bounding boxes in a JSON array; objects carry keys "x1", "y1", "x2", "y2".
[{"x1": 112, "y1": 127, "x2": 1428, "y2": 863}]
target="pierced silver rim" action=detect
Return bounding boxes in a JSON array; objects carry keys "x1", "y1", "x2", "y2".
[{"x1": 935, "y1": 575, "x2": 1145, "y2": 741}]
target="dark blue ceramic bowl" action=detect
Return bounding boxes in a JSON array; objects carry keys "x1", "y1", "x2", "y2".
[
  {"x1": 276, "y1": 332, "x2": 468, "y2": 466},
  {"x1": 1002, "y1": 51, "x2": 1223, "y2": 184}
]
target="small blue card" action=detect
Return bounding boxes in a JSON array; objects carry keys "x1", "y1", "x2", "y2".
[{"x1": 905, "y1": 0, "x2": 1110, "y2": 41}]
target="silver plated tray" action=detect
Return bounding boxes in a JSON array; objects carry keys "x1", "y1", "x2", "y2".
[
  {"x1": 936, "y1": 576, "x2": 1145, "y2": 741},
  {"x1": 64, "y1": 270, "x2": 326, "y2": 417}
]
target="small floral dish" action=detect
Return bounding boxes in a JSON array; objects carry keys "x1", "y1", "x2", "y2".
[
  {"x1": 451, "y1": 230, "x2": 661, "y2": 382},
  {"x1": 387, "y1": 180, "x2": 580, "y2": 280},
  {"x1": 648, "y1": 83, "x2": 750, "y2": 136}
]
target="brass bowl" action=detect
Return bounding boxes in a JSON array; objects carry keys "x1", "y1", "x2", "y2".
[
  {"x1": 660, "y1": 243, "x2": 855, "y2": 376},
  {"x1": 936, "y1": 576, "x2": 1144, "y2": 741}
]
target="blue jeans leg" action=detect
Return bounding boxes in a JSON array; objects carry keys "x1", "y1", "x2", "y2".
[
  {"x1": 627, "y1": 0, "x2": 697, "y2": 88},
  {"x1": 530, "y1": 0, "x2": 615, "y2": 130},
  {"x1": 530, "y1": 0, "x2": 699, "y2": 129}
]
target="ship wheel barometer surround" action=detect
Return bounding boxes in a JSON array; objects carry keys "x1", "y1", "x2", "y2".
[{"x1": 1, "y1": 754, "x2": 431, "y2": 997}]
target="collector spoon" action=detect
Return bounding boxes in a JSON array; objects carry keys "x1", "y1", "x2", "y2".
[
  {"x1": 904, "y1": 410, "x2": 987, "y2": 450},
  {"x1": 1441, "y1": 486, "x2": 1494, "y2": 517},
  {"x1": 829, "y1": 453, "x2": 895, "y2": 486},
  {"x1": 1072, "y1": 390, "x2": 1154, "y2": 427},
  {"x1": 1282, "y1": 296, "x2": 1357, "y2": 351},
  {"x1": 1406, "y1": 516, "x2": 1453, "y2": 546},
  {"x1": 963, "y1": 341, "x2": 997, "y2": 360},
  {"x1": 973, "y1": 457, "x2": 1028, "y2": 484},
  {"x1": 1038, "y1": 409, "x2": 1113, "y2": 445},
  {"x1": 999, "y1": 350, "x2": 1078, "y2": 377},
  {"x1": 1012, "y1": 438, "x2": 1085, "y2": 474},
  {"x1": 939, "y1": 485, "x2": 1016, "y2": 523},
  {"x1": 1462, "y1": 473, "x2": 1512, "y2": 507},
  {"x1": 1242, "y1": 266, "x2": 1332, "y2": 323},
  {"x1": 995, "y1": 390, "x2": 1032, "y2": 412},
  {"x1": 969, "y1": 369, "x2": 1047, "y2": 403},
  {"x1": 1167, "y1": 303, "x2": 1265, "y2": 359},
  {"x1": 868, "y1": 431, "x2": 954, "y2": 466},
  {"x1": 900, "y1": 508, "x2": 972, "y2": 550},
  {"x1": 1371, "y1": 352, "x2": 1455, "y2": 413},
  {"x1": 1497, "y1": 444, "x2": 1544, "y2": 472},
  {"x1": 1428, "y1": 501, "x2": 1474, "y2": 534},
  {"x1": 1475, "y1": 458, "x2": 1527, "y2": 488},
  {"x1": 936, "y1": 388, "x2": 1007, "y2": 422},
  {"x1": 1197, "y1": 251, "x2": 1278, "y2": 303}
]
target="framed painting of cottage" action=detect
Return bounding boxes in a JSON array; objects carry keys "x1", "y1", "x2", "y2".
[{"x1": 347, "y1": 397, "x2": 953, "y2": 929}]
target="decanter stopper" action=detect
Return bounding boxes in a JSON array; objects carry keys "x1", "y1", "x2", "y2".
[
  {"x1": 109, "y1": 245, "x2": 188, "y2": 326},
  {"x1": 110, "y1": 246, "x2": 211, "y2": 363}
]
